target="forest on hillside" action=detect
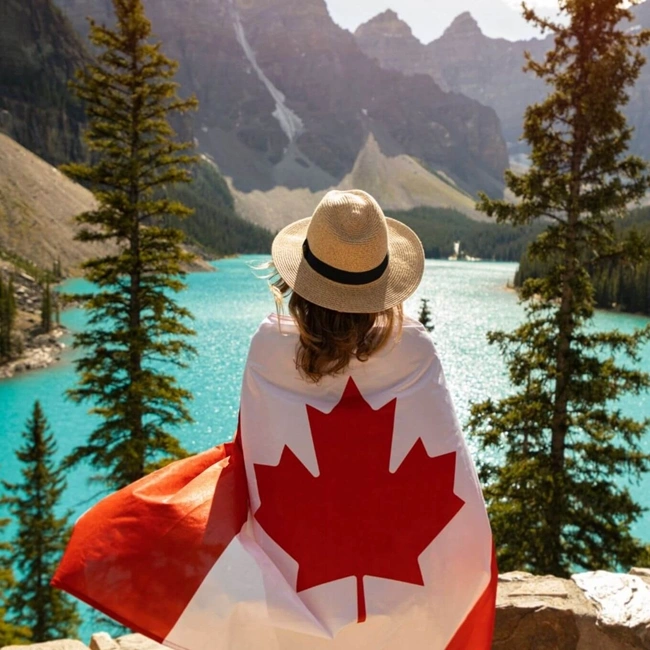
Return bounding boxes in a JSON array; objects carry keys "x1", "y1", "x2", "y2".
[
  {"x1": 388, "y1": 207, "x2": 544, "y2": 261},
  {"x1": 515, "y1": 206, "x2": 650, "y2": 315},
  {"x1": 163, "y1": 160, "x2": 273, "y2": 257}
]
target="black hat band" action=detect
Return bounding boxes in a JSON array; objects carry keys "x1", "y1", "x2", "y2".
[{"x1": 302, "y1": 239, "x2": 389, "y2": 286}]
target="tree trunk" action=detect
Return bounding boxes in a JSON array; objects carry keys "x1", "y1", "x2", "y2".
[
  {"x1": 128, "y1": 46, "x2": 144, "y2": 483},
  {"x1": 547, "y1": 102, "x2": 587, "y2": 573}
]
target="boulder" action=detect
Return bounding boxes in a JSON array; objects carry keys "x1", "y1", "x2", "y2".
[
  {"x1": 573, "y1": 571, "x2": 650, "y2": 648},
  {"x1": 495, "y1": 569, "x2": 650, "y2": 649},
  {"x1": 115, "y1": 635, "x2": 164, "y2": 650},
  {"x1": 89, "y1": 633, "x2": 119, "y2": 650}
]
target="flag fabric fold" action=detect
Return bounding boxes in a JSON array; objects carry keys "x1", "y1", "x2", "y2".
[{"x1": 53, "y1": 314, "x2": 496, "y2": 650}]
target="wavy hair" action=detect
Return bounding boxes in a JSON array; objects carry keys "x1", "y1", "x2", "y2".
[{"x1": 267, "y1": 268, "x2": 403, "y2": 383}]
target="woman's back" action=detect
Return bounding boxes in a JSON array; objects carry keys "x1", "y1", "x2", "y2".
[
  {"x1": 190, "y1": 312, "x2": 496, "y2": 649},
  {"x1": 53, "y1": 189, "x2": 496, "y2": 650}
]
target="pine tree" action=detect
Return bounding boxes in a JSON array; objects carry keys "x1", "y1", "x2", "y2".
[
  {"x1": 54, "y1": 291, "x2": 61, "y2": 327},
  {"x1": 1, "y1": 402, "x2": 80, "y2": 641},
  {"x1": 0, "y1": 504, "x2": 31, "y2": 646},
  {"x1": 41, "y1": 282, "x2": 52, "y2": 333},
  {"x1": 417, "y1": 298, "x2": 434, "y2": 333},
  {"x1": 62, "y1": 0, "x2": 198, "y2": 489},
  {"x1": 468, "y1": 0, "x2": 650, "y2": 575},
  {"x1": 0, "y1": 276, "x2": 17, "y2": 360}
]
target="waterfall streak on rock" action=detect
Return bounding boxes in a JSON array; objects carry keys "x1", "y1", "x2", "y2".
[{"x1": 229, "y1": 0, "x2": 304, "y2": 143}]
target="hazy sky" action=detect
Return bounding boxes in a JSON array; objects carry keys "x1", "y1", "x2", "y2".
[{"x1": 324, "y1": 0, "x2": 563, "y2": 42}]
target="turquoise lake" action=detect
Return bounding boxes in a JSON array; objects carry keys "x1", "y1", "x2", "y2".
[{"x1": 2, "y1": 255, "x2": 650, "y2": 555}]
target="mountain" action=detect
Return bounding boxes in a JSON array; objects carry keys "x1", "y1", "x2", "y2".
[
  {"x1": 0, "y1": 132, "x2": 104, "y2": 273},
  {"x1": 326, "y1": 0, "x2": 544, "y2": 43},
  {"x1": 356, "y1": 6, "x2": 650, "y2": 158},
  {"x1": 231, "y1": 133, "x2": 482, "y2": 233},
  {"x1": 356, "y1": 11, "x2": 550, "y2": 151},
  {"x1": 166, "y1": 157, "x2": 274, "y2": 255},
  {"x1": 353, "y1": 11, "x2": 447, "y2": 88},
  {"x1": 0, "y1": 0, "x2": 88, "y2": 165},
  {"x1": 0, "y1": 0, "x2": 272, "y2": 262},
  {"x1": 53, "y1": 0, "x2": 509, "y2": 204},
  {"x1": 0, "y1": 132, "x2": 270, "y2": 276}
]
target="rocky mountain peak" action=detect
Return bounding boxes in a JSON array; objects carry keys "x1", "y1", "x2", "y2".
[
  {"x1": 355, "y1": 9, "x2": 414, "y2": 39},
  {"x1": 442, "y1": 11, "x2": 483, "y2": 39}
]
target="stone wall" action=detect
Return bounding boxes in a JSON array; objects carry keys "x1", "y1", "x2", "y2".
[{"x1": 3, "y1": 569, "x2": 650, "y2": 650}]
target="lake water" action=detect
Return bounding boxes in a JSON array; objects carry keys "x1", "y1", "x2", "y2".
[{"x1": 1, "y1": 256, "x2": 650, "y2": 635}]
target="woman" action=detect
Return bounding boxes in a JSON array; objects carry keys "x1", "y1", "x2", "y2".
[{"x1": 54, "y1": 190, "x2": 496, "y2": 650}]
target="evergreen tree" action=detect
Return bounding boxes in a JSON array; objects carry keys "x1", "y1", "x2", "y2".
[
  {"x1": 54, "y1": 291, "x2": 61, "y2": 327},
  {"x1": 2, "y1": 402, "x2": 80, "y2": 641},
  {"x1": 0, "y1": 276, "x2": 17, "y2": 360},
  {"x1": 468, "y1": 0, "x2": 650, "y2": 575},
  {"x1": 41, "y1": 282, "x2": 52, "y2": 333},
  {"x1": 0, "y1": 505, "x2": 31, "y2": 646},
  {"x1": 417, "y1": 298, "x2": 434, "y2": 333},
  {"x1": 63, "y1": 0, "x2": 198, "y2": 489}
]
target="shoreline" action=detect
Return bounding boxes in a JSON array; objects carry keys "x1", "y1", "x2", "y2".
[
  {"x1": 0, "y1": 326, "x2": 67, "y2": 380},
  {"x1": 0, "y1": 247, "x2": 218, "y2": 381}
]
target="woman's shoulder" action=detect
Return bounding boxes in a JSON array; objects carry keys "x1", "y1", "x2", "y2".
[
  {"x1": 397, "y1": 316, "x2": 438, "y2": 355},
  {"x1": 248, "y1": 313, "x2": 298, "y2": 356},
  {"x1": 254, "y1": 313, "x2": 433, "y2": 340},
  {"x1": 249, "y1": 312, "x2": 439, "y2": 367},
  {"x1": 253, "y1": 313, "x2": 298, "y2": 339}
]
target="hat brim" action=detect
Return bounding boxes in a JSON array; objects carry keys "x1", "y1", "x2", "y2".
[{"x1": 271, "y1": 217, "x2": 425, "y2": 313}]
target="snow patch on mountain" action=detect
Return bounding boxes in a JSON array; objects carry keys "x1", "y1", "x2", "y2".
[{"x1": 229, "y1": 0, "x2": 305, "y2": 143}]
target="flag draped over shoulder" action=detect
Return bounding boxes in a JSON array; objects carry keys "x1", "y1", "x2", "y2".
[{"x1": 53, "y1": 314, "x2": 496, "y2": 650}]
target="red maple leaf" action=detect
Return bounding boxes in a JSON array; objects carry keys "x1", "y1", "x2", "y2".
[{"x1": 253, "y1": 378, "x2": 465, "y2": 623}]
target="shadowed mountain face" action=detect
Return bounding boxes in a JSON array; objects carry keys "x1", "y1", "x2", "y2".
[
  {"x1": 356, "y1": 6, "x2": 650, "y2": 158},
  {"x1": 356, "y1": 10, "x2": 551, "y2": 152},
  {"x1": 0, "y1": 0, "x2": 88, "y2": 165},
  {"x1": 53, "y1": 0, "x2": 508, "y2": 198}
]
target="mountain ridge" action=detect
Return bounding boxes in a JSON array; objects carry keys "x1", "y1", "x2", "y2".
[
  {"x1": 230, "y1": 132, "x2": 483, "y2": 233},
  {"x1": 0, "y1": 0, "x2": 88, "y2": 165},
  {"x1": 355, "y1": 4, "x2": 650, "y2": 157},
  {"x1": 53, "y1": 0, "x2": 509, "y2": 203}
]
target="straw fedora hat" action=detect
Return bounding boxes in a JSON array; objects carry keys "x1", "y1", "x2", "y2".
[{"x1": 272, "y1": 189, "x2": 425, "y2": 313}]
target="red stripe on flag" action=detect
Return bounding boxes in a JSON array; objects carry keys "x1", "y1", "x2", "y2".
[
  {"x1": 52, "y1": 436, "x2": 248, "y2": 643},
  {"x1": 444, "y1": 547, "x2": 497, "y2": 650}
]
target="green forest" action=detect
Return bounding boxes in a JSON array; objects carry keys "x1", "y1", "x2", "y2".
[
  {"x1": 163, "y1": 160, "x2": 273, "y2": 257},
  {"x1": 516, "y1": 206, "x2": 650, "y2": 315},
  {"x1": 388, "y1": 207, "x2": 544, "y2": 261}
]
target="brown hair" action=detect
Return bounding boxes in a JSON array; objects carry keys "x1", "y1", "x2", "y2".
[{"x1": 270, "y1": 274, "x2": 403, "y2": 383}]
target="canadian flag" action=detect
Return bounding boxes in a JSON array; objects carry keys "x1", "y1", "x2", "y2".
[{"x1": 53, "y1": 315, "x2": 496, "y2": 650}]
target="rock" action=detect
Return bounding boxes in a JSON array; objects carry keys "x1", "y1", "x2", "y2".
[
  {"x1": 495, "y1": 573, "x2": 591, "y2": 649},
  {"x1": 1, "y1": 641, "x2": 88, "y2": 650},
  {"x1": 498, "y1": 571, "x2": 533, "y2": 583},
  {"x1": 495, "y1": 570, "x2": 650, "y2": 649},
  {"x1": 630, "y1": 567, "x2": 650, "y2": 581},
  {"x1": 354, "y1": 10, "x2": 447, "y2": 89},
  {"x1": 115, "y1": 634, "x2": 165, "y2": 650},
  {"x1": 573, "y1": 571, "x2": 650, "y2": 646},
  {"x1": 89, "y1": 633, "x2": 119, "y2": 650}
]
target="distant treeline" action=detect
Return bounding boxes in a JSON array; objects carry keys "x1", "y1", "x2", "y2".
[
  {"x1": 388, "y1": 207, "x2": 544, "y2": 261},
  {"x1": 163, "y1": 160, "x2": 273, "y2": 257},
  {"x1": 515, "y1": 206, "x2": 650, "y2": 315}
]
